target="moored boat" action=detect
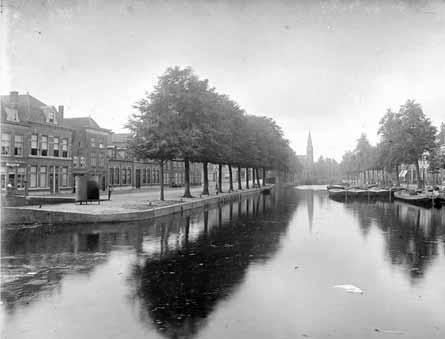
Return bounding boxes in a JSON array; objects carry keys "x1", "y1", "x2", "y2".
[
  {"x1": 368, "y1": 187, "x2": 390, "y2": 198},
  {"x1": 393, "y1": 190, "x2": 436, "y2": 208},
  {"x1": 346, "y1": 187, "x2": 368, "y2": 198},
  {"x1": 327, "y1": 184, "x2": 345, "y2": 190}
]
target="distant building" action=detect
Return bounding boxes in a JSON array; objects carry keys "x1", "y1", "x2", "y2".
[
  {"x1": 107, "y1": 133, "x2": 201, "y2": 189},
  {"x1": 296, "y1": 132, "x2": 314, "y2": 180},
  {"x1": 1, "y1": 91, "x2": 73, "y2": 194},
  {"x1": 107, "y1": 133, "x2": 161, "y2": 190}
]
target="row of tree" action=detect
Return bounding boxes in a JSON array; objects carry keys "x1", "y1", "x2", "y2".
[
  {"x1": 340, "y1": 100, "x2": 445, "y2": 188},
  {"x1": 127, "y1": 66, "x2": 300, "y2": 199}
]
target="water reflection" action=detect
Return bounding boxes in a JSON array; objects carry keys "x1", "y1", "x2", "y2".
[
  {"x1": 2, "y1": 188, "x2": 444, "y2": 339},
  {"x1": 338, "y1": 197, "x2": 445, "y2": 284},
  {"x1": 1, "y1": 189, "x2": 296, "y2": 330},
  {"x1": 129, "y1": 190, "x2": 298, "y2": 338}
]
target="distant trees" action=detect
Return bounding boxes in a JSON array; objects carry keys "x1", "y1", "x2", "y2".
[
  {"x1": 128, "y1": 66, "x2": 299, "y2": 199},
  {"x1": 340, "y1": 100, "x2": 439, "y2": 188}
]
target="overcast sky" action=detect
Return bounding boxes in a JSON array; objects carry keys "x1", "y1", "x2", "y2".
[{"x1": 3, "y1": 0, "x2": 445, "y2": 161}]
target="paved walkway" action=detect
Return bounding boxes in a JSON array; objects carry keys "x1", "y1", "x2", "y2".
[{"x1": 19, "y1": 182, "x2": 265, "y2": 215}]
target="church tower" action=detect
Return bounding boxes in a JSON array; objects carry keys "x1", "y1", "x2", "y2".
[{"x1": 306, "y1": 131, "x2": 313, "y2": 165}]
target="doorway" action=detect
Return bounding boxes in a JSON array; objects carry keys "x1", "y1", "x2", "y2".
[
  {"x1": 135, "y1": 169, "x2": 141, "y2": 188},
  {"x1": 49, "y1": 168, "x2": 59, "y2": 193}
]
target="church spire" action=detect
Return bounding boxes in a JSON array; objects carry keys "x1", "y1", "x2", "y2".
[{"x1": 306, "y1": 131, "x2": 313, "y2": 164}]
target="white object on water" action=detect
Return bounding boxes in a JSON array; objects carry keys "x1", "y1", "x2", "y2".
[{"x1": 333, "y1": 284, "x2": 364, "y2": 294}]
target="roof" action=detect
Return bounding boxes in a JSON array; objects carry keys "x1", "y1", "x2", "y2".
[
  {"x1": 1, "y1": 93, "x2": 55, "y2": 124},
  {"x1": 62, "y1": 117, "x2": 101, "y2": 129},
  {"x1": 111, "y1": 133, "x2": 132, "y2": 143}
]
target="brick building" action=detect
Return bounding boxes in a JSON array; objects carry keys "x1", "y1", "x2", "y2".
[
  {"x1": 1, "y1": 91, "x2": 73, "y2": 194},
  {"x1": 63, "y1": 117, "x2": 111, "y2": 191},
  {"x1": 107, "y1": 133, "x2": 161, "y2": 190}
]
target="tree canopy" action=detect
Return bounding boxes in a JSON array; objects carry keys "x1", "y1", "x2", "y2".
[{"x1": 128, "y1": 66, "x2": 300, "y2": 198}]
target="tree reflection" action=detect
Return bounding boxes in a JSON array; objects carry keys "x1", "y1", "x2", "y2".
[
  {"x1": 345, "y1": 199, "x2": 444, "y2": 283},
  {"x1": 129, "y1": 188, "x2": 298, "y2": 339}
]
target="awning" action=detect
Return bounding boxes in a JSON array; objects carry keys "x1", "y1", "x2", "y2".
[{"x1": 398, "y1": 169, "x2": 408, "y2": 178}]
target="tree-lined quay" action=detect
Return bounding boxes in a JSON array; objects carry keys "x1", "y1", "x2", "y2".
[
  {"x1": 341, "y1": 100, "x2": 444, "y2": 188},
  {"x1": 304, "y1": 100, "x2": 444, "y2": 188},
  {"x1": 127, "y1": 67, "x2": 300, "y2": 200}
]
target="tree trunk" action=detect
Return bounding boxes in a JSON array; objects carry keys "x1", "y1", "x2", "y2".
[
  {"x1": 202, "y1": 161, "x2": 209, "y2": 195},
  {"x1": 415, "y1": 161, "x2": 422, "y2": 189},
  {"x1": 160, "y1": 160, "x2": 164, "y2": 201},
  {"x1": 245, "y1": 168, "x2": 250, "y2": 189},
  {"x1": 262, "y1": 168, "x2": 266, "y2": 186},
  {"x1": 396, "y1": 165, "x2": 400, "y2": 186},
  {"x1": 183, "y1": 159, "x2": 192, "y2": 198},
  {"x1": 252, "y1": 168, "x2": 256, "y2": 187},
  {"x1": 218, "y1": 164, "x2": 223, "y2": 193},
  {"x1": 237, "y1": 166, "x2": 242, "y2": 190},
  {"x1": 256, "y1": 168, "x2": 260, "y2": 187},
  {"x1": 228, "y1": 164, "x2": 233, "y2": 191}
]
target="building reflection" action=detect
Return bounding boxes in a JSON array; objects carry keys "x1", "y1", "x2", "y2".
[{"x1": 128, "y1": 188, "x2": 298, "y2": 339}]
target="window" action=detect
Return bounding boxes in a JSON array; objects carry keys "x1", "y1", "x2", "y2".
[
  {"x1": 62, "y1": 139, "x2": 68, "y2": 157},
  {"x1": 107, "y1": 148, "x2": 114, "y2": 158},
  {"x1": 109, "y1": 168, "x2": 114, "y2": 185},
  {"x1": 41, "y1": 136, "x2": 48, "y2": 156},
  {"x1": 39, "y1": 166, "x2": 47, "y2": 187},
  {"x1": 99, "y1": 154, "x2": 105, "y2": 167},
  {"x1": 30, "y1": 166, "x2": 37, "y2": 187},
  {"x1": 17, "y1": 168, "x2": 25, "y2": 188},
  {"x1": 147, "y1": 168, "x2": 151, "y2": 184},
  {"x1": 53, "y1": 137, "x2": 59, "y2": 157},
  {"x1": 1, "y1": 133, "x2": 11, "y2": 155},
  {"x1": 73, "y1": 156, "x2": 79, "y2": 168},
  {"x1": 115, "y1": 168, "x2": 120, "y2": 184},
  {"x1": 48, "y1": 111, "x2": 55, "y2": 123},
  {"x1": 31, "y1": 134, "x2": 38, "y2": 155},
  {"x1": 122, "y1": 168, "x2": 126, "y2": 184},
  {"x1": 1, "y1": 173, "x2": 5, "y2": 189},
  {"x1": 99, "y1": 143, "x2": 104, "y2": 149},
  {"x1": 80, "y1": 156, "x2": 86, "y2": 168},
  {"x1": 5, "y1": 107, "x2": 19, "y2": 121},
  {"x1": 90, "y1": 153, "x2": 97, "y2": 167},
  {"x1": 142, "y1": 168, "x2": 146, "y2": 184},
  {"x1": 118, "y1": 150, "x2": 126, "y2": 160},
  {"x1": 14, "y1": 135, "x2": 23, "y2": 156},
  {"x1": 127, "y1": 167, "x2": 131, "y2": 184},
  {"x1": 61, "y1": 167, "x2": 68, "y2": 187},
  {"x1": 91, "y1": 137, "x2": 96, "y2": 147}
]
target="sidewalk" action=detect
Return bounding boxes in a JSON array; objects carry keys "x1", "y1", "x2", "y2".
[{"x1": 3, "y1": 184, "x2": 270, "y2": 225}]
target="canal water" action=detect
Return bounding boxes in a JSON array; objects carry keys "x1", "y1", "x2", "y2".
[{"x1": 1, "y1": 187, "x2": 445, "y2": 339}]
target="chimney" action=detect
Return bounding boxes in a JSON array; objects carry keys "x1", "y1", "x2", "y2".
[
  {"x1": 9, "y1": 91, "x2": 19, "y2": 107},
  {"x1": 58, "y1": 105, "x2": 64, "y2": 120}
]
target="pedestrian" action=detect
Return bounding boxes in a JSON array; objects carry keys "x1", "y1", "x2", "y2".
[
  {"x1": 108, "y1": 184, "x2": 113, "y2": 200},
  {"x1": 215, "y1": 183, "x2": 219, "y2": 195}
]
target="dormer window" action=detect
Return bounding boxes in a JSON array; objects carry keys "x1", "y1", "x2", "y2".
[
  {"x1": 48, "y1": 111, "x2": 55, "y2": 123},
  {"x1": 5, "y1": 107, "x2": 19, "y2": 122}
]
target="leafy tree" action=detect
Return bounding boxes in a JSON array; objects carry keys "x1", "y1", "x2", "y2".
[{"x1": 397, "y1": 100, "x2": 437, "y2": 188}]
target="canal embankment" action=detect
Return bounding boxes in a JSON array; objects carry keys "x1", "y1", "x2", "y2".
[{"x1": 1, "y1": 186, "x2": 273, "y2": 226}]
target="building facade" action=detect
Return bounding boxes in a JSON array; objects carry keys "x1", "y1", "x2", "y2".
[
  {"x1": 1, "y1": 92, "x2": 204, "y2": 196},
  {"x1": 107, "y1": 133, "x2": 161, "y2": 190},
  {"x1": 1, "y1": 92, "x2": 73, "y2": 195}
]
